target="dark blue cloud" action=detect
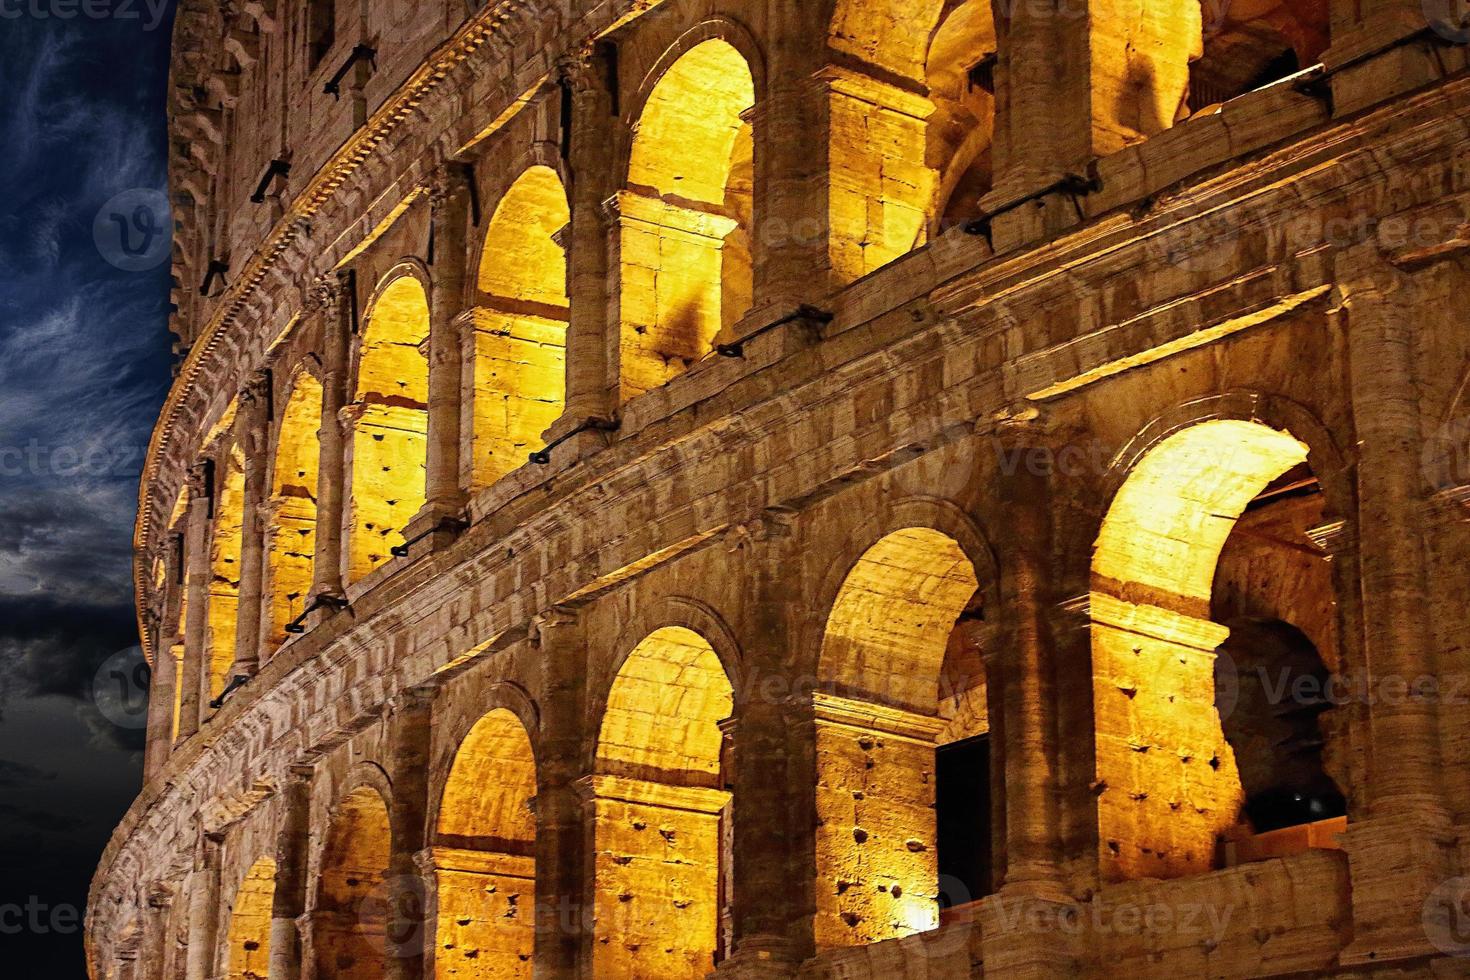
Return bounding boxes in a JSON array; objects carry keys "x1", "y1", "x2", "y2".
[{"x1": 0, "y1": 6, "x2": 177, "y2": 973}]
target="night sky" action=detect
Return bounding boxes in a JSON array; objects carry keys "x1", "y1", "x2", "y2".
[{"x1": 0, "y1": 5, "x2": 177, "y2": 973}]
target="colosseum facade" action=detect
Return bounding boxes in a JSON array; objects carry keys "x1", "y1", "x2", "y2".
[{"x1": 89, "y1": 0, "x2": 1470, "y2": 976}]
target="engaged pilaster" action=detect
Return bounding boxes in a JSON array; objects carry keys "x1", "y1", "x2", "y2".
[
  {"x1": 231, "y1": 369, "x2": 271, "y2": 680},
  {"x1": 268, "y1": 764, "x2": 312, "y2": 979},
  {"x1": 530, "y1": 606, "x2": 587, "y2": 979},
  {"x1": 177, "y1": 463, "x2": 213, "y2": 740},
  {"x1": 407, "y1": 164, "x2": 472, "y2": 545},
  {"x1": 308, "y1": 274, "x2": 350, "y2": 609},
  {"x1": 386, "y1": 687, "x2": 436, "y2": 980}
]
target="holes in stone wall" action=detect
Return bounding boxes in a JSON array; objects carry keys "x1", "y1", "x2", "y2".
[
  {"x1": 435, "y1": 708, "x2": 537, "y2": 977},
  {"x1": 591, "y1": 627, "x2": 734, "y2": 976},
  {"x1": 225, "y1": 856, "x2": 276, "y2": 980},
  {"x1": 315, "y1": 786, "x2": 391, "y2": 980},
  {"x1": 266, "y1": 372, "x2": 321, "y2": 648},
  {"x1": 348, "y1": 274, "x2": 429, "y2": 582}
]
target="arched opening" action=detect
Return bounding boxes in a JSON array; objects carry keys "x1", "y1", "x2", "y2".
[
  {"x1": 266, "y1": 372, "x2": 322, "y2": 647},
  {"x1": 591, "y1": 627, "x2": 734, "y2": 976},
  {"x1": 814, "y1": 527, "x2": 993, "y2": 948},
  {"x1": 1091, "y1": 418, "x2": 1347, "y2": 882},
  {"x1": 925, "y1": 0, "x2": 998, "y2": 234},
  {"x1": 348, "y1": 274, "x2": 429, "y2": 583},
  {"x1": 224, "y1": 856, "x2": 276, "y2": 980},
  {"x1": 617, "y1": 39, "x2": 755, "y2": 401},
  {"x1": 207, "y1": 447, "x2": 246, "y2": 700},
  {"x1": 433, "y1": 708, "x2": 537, "y2": 977},
  {"x1": 471, "y1": 167, "x2": 570, "y2": 489},
  {"x1": 315, "y1": 785, "x2": 392, "y2": 980},
  {"x1": 1187, "y1": 0, "x2": 1329, "y2": 114}
]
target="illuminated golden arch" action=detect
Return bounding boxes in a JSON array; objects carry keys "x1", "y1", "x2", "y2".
[
  {"x1": 470, "y1": 166, "x2": 570, "y2": 489},
  {"x1": 1090, "y1": 418, "x2": 1311, "y2": 882},
  {"x1": 616, "y1": 39, "x2": 755, "y2": 401},
  {"x1": 432, "y1": 708, "x2": 536, "y2": 978},
  {"x1": 348, "y1": 271, "x2": 429, "y2": 582},
  {"x1": 926, "y1": 0, "x2": 998, "y2": 232},
  {"x1": 224, "y1": 856, "x2": 275, "y2": 980},
  {"x1": 266, "y1": 371, "x2": 322, "y2": 647},
  {"x1": 813, "y1": 527, "x2": 982, "y2": 948},
  {"x1": 206, "y1": 445, "x2": 246, "y2": 700},
  {"x1": 315, "y1": 784, "x2": 391, "y2": 980},
  {"x1": 590, "y1": 626, "x2": 734, "y2": 977}
]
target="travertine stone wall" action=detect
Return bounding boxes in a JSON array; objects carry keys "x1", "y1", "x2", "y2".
[{"x1": 89, "y1": 0, "x2": 1470, "y2": 978}]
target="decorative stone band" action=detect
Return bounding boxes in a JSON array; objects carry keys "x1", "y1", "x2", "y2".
[
  {"x1": 809, "y1": 691, "x2": 948, "y2": 745},
  {"x1": 1088, "y1": 591, "x2": 1232, "y2": 655},
  {"x1": 575, "y1": 773, "x2": 732, "y2": 817},
  {"x1": 603, "y1": 189, "x2": 741, "y2": 243},
  {"x1": 423, "y1": 844, "x2": 535, "y2": 879}
]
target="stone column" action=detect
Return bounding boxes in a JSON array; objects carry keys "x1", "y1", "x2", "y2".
[
  {"x1": 143, "y1": 641, "x2": 178, "y2": 780},
  {"x1": 1335, "y1": 248, "x2": 1453, "y2": 964},
  {"x1": 530, "y1": 607, "x2": 587, "y2": 978},
  {"x1": 547, "y1": 52, "x2": 618, "y2": 442},
  {"x1": 385, "y1": 687, "x2": 435, "y2": 980},
  {"x1": 309, "y1": 274, "x2": 350, "y2": 606},
  {"x1": 411, "y1": 164, "x2": 471, "y2": 533},
  {"x1": 974, "y1": 426, "x2": 1079, "y2": 979},
  {"x1": 979, "y1": 0, "x2": 1094, "y2": 252},
  {"x1": 992, "y1": 439, "x2": 1067, "y2": 897},
  {"x1": 177, "y1": 464, "x2": 213, "y2": 741},
  {"x1": 717, "y1": 515, "x2": 805, "y2": 977},
  {"x1": 183, "y1": 831, "x2": 222, "y2": 980},
  {"x1": 269, "y1": 765, "x2": 313, "y2": 979},
  {"x1": 231, "y1": 369, "x2": 271, "y2": 680}
]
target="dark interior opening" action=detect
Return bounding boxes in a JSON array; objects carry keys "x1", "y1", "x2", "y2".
[{"x1": 936, "y1": 733, "x2": 992, "y2": 907}]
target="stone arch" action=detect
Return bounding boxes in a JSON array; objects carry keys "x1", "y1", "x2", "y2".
[
  {"x1": 431, "y1": 707, "x2": 537, "y2": 978},
  {"x1": 265, "y1": 368, "x2": 323, "y2": 648},
  {"x1": 469, "y1": 165, "x2": 571, "y2": 489},
  {"x1": 589, "y1": 625, "x2": 735, "y2": 976},
  {"x1": 925, "y1": 0, "x2": 1000, "y2": 233},
  {"x1": 1187, "y1": 0, "x2": 1329, "y2": 114},
  {"x1": 811, "y1": 518, "x2": 988, "y2": 948},
  {"x1": 348, "y1": 265, "x2": 431, "y2": 582},
  {"x1": 314, "y1": 780, "x2": 392, "y2": 980},
  {"x1": 207, "y1": 442, "x2": 246, "y2": 700},
  {"x1": 616, "y1": 30, "x2": 757, "y2": 401},
  {"x1": 1088, "y1": 411, "x2": 1344, "y2": 883},
  {"x1": 224, "y1": 855, "x2": 275, "y2": 979}
]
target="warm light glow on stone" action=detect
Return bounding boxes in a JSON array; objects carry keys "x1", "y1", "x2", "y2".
[
  {"x1": 348, "y1": 275, "x2": 429, "y2": 582},
  {"x1": 471, "y1": 166, "x2": 569, "y2": 489},
  {"x1": 591, "y1": 627, "x2": 733, "y2": 978},
  {"x1": 1091, "y1": 419, "x2": 1310, "y2": 881},
  {"x1": 266, "y1": 372, "x2": 321, "y2": 646},
  {"x1": 435, "y1": 708, "x2": 536, "y2": 978},
  {"x1": 619, "y1": 40, "x2": 754, "y2": 401},
  {"x1": 316, "y1": 786, "x2": 391, "y2": 980},
  {"x1": 815, "y1": 528, "x2": 978, "y2": 949},
  {"x1": 206, "y1": 444, "x2": 245, "y2": 698},
  {"x1": 224, "y1": 856, "x2": 275, "y2": 980}
]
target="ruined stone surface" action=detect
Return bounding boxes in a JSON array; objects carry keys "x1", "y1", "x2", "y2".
[{"x1": 91, "y1": 1, "x2": 1470, "y2": 978}]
